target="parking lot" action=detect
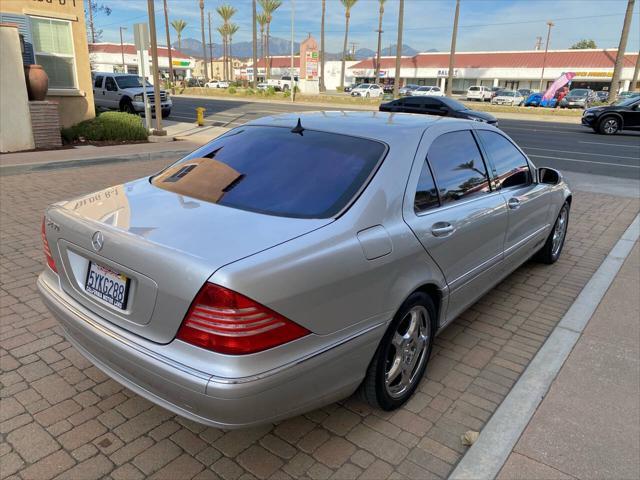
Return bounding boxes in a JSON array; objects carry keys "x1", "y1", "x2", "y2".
[{"x1": 1, "y1": 152, "x2": 638, "y2": 479}]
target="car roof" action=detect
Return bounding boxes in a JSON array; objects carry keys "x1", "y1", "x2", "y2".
[
  {"x1": 244, "y1": 111, "x2": 456, "y2": 145},
  {"x1": 92, "y1": 72, "x2": 137, "y2": 77}
]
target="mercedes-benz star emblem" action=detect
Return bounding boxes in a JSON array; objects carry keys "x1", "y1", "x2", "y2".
[{"x1": 91, "y1": 231, "x2": 104, "y2": 252}]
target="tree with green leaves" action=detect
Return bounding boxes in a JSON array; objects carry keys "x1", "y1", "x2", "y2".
[
  {"x1": 257, "y1": 12, "x2": 268, "y2": 69},
  {"x1": 171, "y1": 19, "x2": 187, "y2": 51},
  {"x1": 340, "y1": 0, "x2": 359, "y2": 89},
  {"x1": 375, "y1": 0, "x2": 387, "y2": 84},
  {"x1": 570, "y1": 39, "x2": 597, "y2": 49},
  {"x1": 258, "y1": 0, "x2": 283, "y2": 79},
  {"x1": 216, "y1": 4, "x2": 237, "y2": 80},
  {"x1": 227, "y1": 23, "x2": 240, "y2": 80}
]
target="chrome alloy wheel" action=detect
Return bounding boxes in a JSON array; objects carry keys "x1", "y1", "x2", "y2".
[
  {"x1": 552, "y1": 206, "x2": 568, "y2": 257},
  {"x1": 384, "y1": 306, "x2": 430, "y2": 398},
  {"x1": 602, "y1": 118, "x2": 619, "y2": 134}
]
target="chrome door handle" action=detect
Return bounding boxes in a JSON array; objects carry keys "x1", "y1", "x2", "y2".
[
  {"x1": 431, "y1": 222, "x2": 455, "y2": 237},
  {"x1": 508, "y1": 197, "x2": 521, "y2": 209}
]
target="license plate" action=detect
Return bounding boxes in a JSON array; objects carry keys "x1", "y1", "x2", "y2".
[{"x1": 85, "y1": 262, "x2": 129, "y2": 310}]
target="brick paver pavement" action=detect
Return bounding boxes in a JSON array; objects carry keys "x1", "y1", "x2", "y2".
[{"x1": 1, "y1": 160, "x2": 638, "y2": 480}]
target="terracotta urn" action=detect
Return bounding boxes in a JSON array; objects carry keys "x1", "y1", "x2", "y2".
[{"x1": 24, "y1": 65, "x2": 49, "y2": 101}]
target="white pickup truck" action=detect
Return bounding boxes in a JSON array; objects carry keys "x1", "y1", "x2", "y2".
[{"x1": 266, "y1": 75, "x2": 298, "y2": 92}]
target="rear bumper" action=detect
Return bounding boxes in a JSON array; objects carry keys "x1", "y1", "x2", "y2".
[{"x1": 38, "y1": 271, "x2": 380, "y2": 428}]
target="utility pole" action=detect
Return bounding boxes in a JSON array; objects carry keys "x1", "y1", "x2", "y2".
[
  {"x1": 119, "y1": 26, "x2": 127, "y2": 72},
  {"x1": 538, "y1": 21, "x2": 554, "y2": 92},
  {"x1": 199, "y1": 0, "x2": 208, "y2": 80},
  {"x1": 375, "y1": 1, "x2": 384, "y2": 84},
  {"x1": 446, "y1": 0, "x2": 460, "y2": 97},
  {"x1": 208, "y1": 12, "x2": 214, "y2": 79},
  {"x1": 163, "y1": 0, "x2": 174, "y2": 91},
  {"x1": 350, "y1": 41, "x2": 358, "y2": 58},
  {"x1": 393, "y1": 0, "x2": 404, "y2": 98},
  {"x1": 320, "y1": 0, "x2": 326, "y2": 92},
  {"x1": 608, "y1": 0, "x2": 635, "y2": 102},
  {"x1": 290, "y1": 0, "x2": 295, "y2": 102},
  {"x1": 252, "y1": 0, "x2": 258, "y2": 87},
  {"x1": 147, "y1": 0, "x2": 165, "y2": 135}
]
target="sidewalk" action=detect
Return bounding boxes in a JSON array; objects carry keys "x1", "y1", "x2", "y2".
[
  {"x1": 498, "y1": 241, "x2": 640, "y2": 480},
  {"x1": 0, "y1": 121, "x2": 226, "y2": 175}
]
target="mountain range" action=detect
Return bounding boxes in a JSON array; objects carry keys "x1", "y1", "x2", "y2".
[{"x1": 174, "y1": 36, "x2": 427, "y2": 60}]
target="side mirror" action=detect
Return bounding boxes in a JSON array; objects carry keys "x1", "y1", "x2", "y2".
[{"x1": 538, "y1": 167, "x2": 561, "y2": 185}]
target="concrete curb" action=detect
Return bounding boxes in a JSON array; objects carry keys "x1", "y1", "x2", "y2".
[
  {"x1": 0, "y1": 149, "x2": 194, "y2": 176},
  {"x1": 448, "y1": 213, "x2": 640, "y2": 480}
]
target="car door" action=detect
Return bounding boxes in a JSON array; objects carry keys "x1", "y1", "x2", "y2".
[
  {"x1": 422, "y1": 98, "x2": 447, "y2": 116},
  {"x1": 402, "y1": 97, "x2": 425, "y2": 114},
  {"x1": 403, "y1": 126, "x2": 509, "y2": 324},
  {"x1": 103, "y1": 76, "x2": 120, "y2": 110},
  {"x1": 475, "y1": 128, "x2": 552, "y2": 271},
  {"x1": 92, "y1": 75, "x2": 105, "y2": 109},
  {"x1": 621, "y1": 99, "x2": 640, "y2": 129}
]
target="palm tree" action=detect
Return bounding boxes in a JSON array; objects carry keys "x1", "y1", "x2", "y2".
[
  {"x1": 171, "y1": 19, "x2": 187, "y2": 51},
  {"x1": 217, "y1": 25, "x2": 228, "y2": 80},
  {"x1": 319, "y1": 0, "x2": 326, "y2": 91},
  {"x1": 227, "y1": 23, "x2": 239, "y2": 81},
  {"x1": 162, "y1": 0, "x2": 174, "y2": 88},
  {"x1": 340, "y1": 0, "x2": 358, "y2": 89},
  {"x1": 258, "y1": 0, "x2": 282, "y2": 79},
  {"x1": 198, "y1": 1, "x2": 208, "y2": 80},
  {"x1": 252, "y1": 0, "x2": 258, "y2": 87},
  {"x1": 393, "y1": 0, "x2": 404, "y2": 98},
  {"x1": 375, "y1": 0, "x2": 386, "y2": 84},
  {"x1": 257, "y1": 12, "x2": 268, "y2": 77},
  {"x1": 216, "y1": 4, "x2": 237, "y2": 80}
]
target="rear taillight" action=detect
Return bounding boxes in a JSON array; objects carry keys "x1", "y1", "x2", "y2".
[
  {"x1": 176, "y1": 283, "x2": 310, "y2": 355},
  {"x1": 41, "y1": 217, "x2": 57, "y2": 273}
]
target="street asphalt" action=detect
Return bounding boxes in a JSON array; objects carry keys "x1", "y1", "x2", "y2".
[{"x1": 170, "y1": 96, "x2": 640, "y2": 180}]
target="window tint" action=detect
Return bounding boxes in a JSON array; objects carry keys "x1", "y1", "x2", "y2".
[
  {"x1": 427, "y1": 131, "x2": 491, "y2": 204},
  {"x1": 94, "y1": 76, "x2": 103, "y2": 88},
  {"x1": 152, "y1": 126, "x2": 387, "y2": 219},
  {"x1": 414, "y1": 161, "x2": 439, "y2": 213},
  {"x1": 404, "y1": 97, "x2": 425, "y2": 106},
  {"x1": 477, "y1": 131, "x2": 532, "y2": 189},
  {"x1": 423, "y1": 98, "x2": 443, "y2": 108},
  {"x1": 105, "y1": 77, "x2": 117, "y2": 91}
]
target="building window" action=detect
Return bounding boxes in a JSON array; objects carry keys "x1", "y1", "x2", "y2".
[{"x1": 30, "y1": 16, "x2": 76, "y2": 89}]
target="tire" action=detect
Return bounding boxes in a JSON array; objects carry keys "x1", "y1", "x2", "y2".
[
  {"x1": 535, "y1": 202, "x2": 570, "y2": 264},
  {"x1": 120, "y1": 99, "x2": 135, "y2": 114},
  {"x1": 282, "y1": 84, "x2": 289, "y2": 92},
  {"x1": 359, "y1": 292, "x2": 436, "y2": 410},
  {"x1": 598, "y1": 116, "x2": 620, "y2": 135},
  {"x1": 161, "y1": 109, "x2": 171, "y2": 119}
]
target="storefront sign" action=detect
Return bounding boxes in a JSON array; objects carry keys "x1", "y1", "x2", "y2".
[
  {"x1": 573, "y1": 71, "x2": 612, "y2": 78},
  {"x1": 437, "y1": 69, "x2": 458, "y2": 77},
  {"x1": 32, "y1": 0, "x2": 77, "y2": 6},
  {"x1": 172, "y1": 60, "x2": 190, "y2": 67}
]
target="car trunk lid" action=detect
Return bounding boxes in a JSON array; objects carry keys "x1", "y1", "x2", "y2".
[{"x1": 46, "y1": 178, "x2": 331, "y2": 343}]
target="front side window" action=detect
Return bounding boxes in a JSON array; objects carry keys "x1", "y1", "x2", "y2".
[
  {"x1": 152, "y1": 126, "x2": 387, "y2": 219},
  {"x1": 427, "y1": 131, "x2": 491, "y2": 204},
  {"x1": 115, "y1": 75, "x2": 150, "y2": 89},
  {"x1": 94, "y1": 76, "x2": 103, "y2": 88},
  {"x1": 105, "y1": 77, "x2": 117, "y2": 91},
  {"x1": 30, "y1": 17, "x2": 76, "y2": 89},
  {"x1": 477, "y1": 131, "x2": 532, "y2": 189}
]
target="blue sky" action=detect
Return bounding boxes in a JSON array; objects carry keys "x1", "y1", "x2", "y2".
[{"x1": 95, "y1": 0, "x2": 640, "y2": 54}]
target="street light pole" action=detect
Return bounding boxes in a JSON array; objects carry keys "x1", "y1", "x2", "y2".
[
  {"x1": 147, "y1": 0, "x2": 165, "y2": 135},
  {"x1": 538, "y1": 21, "x2": 554, "y2": 92},
  {"x1": 119, "y1": 26, "x2": 127, "y2": 72}
]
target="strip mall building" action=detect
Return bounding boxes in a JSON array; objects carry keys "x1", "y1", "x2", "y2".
[{"x1": 349, "y1": 49, "x2": 640, "y2": 92}]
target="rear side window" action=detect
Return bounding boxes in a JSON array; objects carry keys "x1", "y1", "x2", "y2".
[
  {"x1": 427, "y1": 131, "x2": 491, "y2": 204},
  {"x1": 152, "y1": 126, "x2": 387, "y2": 219},
  {"x1": 477, "y1": 130, "x2": 532, "y2": 189},
  {"x1": 94, "y1": 76, "x2": 103, "y2": 88},
  {"x1": 414, "y1": 161, "x2": 439, "y2": 213}
]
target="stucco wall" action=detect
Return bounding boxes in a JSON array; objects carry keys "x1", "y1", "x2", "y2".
[{"x1": 1, "y1": 0, "x2": 95, "y2": 127}]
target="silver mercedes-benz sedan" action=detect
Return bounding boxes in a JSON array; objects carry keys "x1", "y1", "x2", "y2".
[{"x1": 38, "y1": 112, "x2": 571, "y2": 428}]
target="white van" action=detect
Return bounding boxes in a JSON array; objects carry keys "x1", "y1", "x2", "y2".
[{"x1": 466, "y1": 85, "x2": 492, "y2": 101}]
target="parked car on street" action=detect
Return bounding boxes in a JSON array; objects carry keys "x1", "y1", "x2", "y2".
[
  {"x1": 382, "y1": 84, "x2": 394, "y2": 93},
  {"x1": 581, "y1": 96, "x2": 640, "y2": 134},
  {"x1": 466, "y1": 85, "x2": 492, "y2": 101},
  {"x1": 256, "y1": 83, "x2": 268, "y2": 91},
  {"x1": 490, "y1": 86, "x2": 503, "y2": 99},
  {"x1": 491, "y1": 89, "x2": 525, "y2": 106},
  {"x1": 559, "y1": 88, "x2": 597, "y2": 109},
  {"x1": 343, "y1": 84, "x2": 354, "y2": 93},
  {"x1": 398, "y1": 84, "x2": 420, "y2": 96},
  {"x1": 618, "y1": 91, "x2": 640, "y2": 100},
  {"x1": 350, "y1": 83, "x2": 384, "y2": 98},
  {"x1": 380, "y1": 96, "x2": 498, "y2": 125},
  {"x1": 92, "y1": 72, "x2": 172, "y2": 118},
  {"x1": 205, "y1": 80, "x2": 229, "y2": 89},
  {"x1": 412, "y1": 86, "x2": 445, "y2": 97},
  {"x1": 186, "y1": 78, "x2": 205, "y2": 87},
  {"x1": 267, "y1": 75, "x2": 297, "y2": 92},
  {"x1": 524, "y1": 92, "x2": 542, "y2": 107},
  {"x1": 595, "y1": 91, "x2": 609, "y2": 102},
  {"x1": 39, "y1": 111, "x2": 571, "y2": 427},
  {"x1": 517, "y1": 89, "x2": 533, "y2": 98}
]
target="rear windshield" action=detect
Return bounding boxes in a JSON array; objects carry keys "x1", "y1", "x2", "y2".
[
  {"x1": 151, "y1": 126, "x2": 387, "y2": 219},
  {"x1": 469, "y1": 86, "x2": 480, "y2": 91}
]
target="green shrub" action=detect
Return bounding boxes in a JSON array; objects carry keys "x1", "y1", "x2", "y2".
[
  {"x1": 266, "y1": 86, "x2": 276, "y2": 96},
  {"x1": 283, "y1": 90, "x2": 291, "y2": 98},
  {"x1": 228, "y1": 86, "x2": 237, "y2": 94},
  {"x1": 61, "y1": 111, "x2": 148, "y2": 142},
  {"x1": 336, "y1": 86, "x2": 344, "y2": 92},
  {"x1": 246, "y1": 88, "x2": 255, "y2": 95}
]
